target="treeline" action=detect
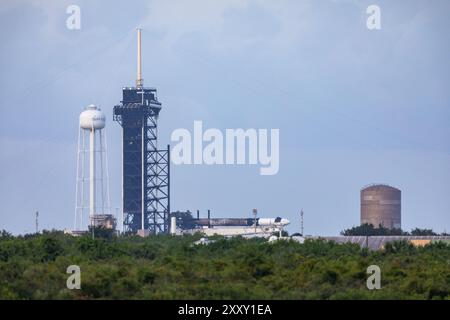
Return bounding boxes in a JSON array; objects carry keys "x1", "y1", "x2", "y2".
[
  {"x1": 0, "y1": 229, "x2": 449, "y2": 299},
  {"x1": 341, "y1": 224, "x2": 449, "y2": 236}
]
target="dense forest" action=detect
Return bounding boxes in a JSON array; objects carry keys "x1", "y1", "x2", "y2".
[{"x1": 0, "y1": 230, "x2": 449, "y2": 299}]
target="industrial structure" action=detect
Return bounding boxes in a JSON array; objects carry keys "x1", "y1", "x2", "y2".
[
  {"x1": 74, "y1": 104, "x2": 114, "y2": 231},
  {"x1": 361, "y1": 184, "x2": 401, "y2": 229},
  {"x1": 171, "y1": 210, "x2": 290, "y2": 237},
  {"x1": 114, "y1": 29, "x2": 170, "y2": 234}
]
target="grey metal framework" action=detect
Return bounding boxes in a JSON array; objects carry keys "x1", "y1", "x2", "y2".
[{"x1": 113, "y1": 87, "x2": 170, "y2": 234}]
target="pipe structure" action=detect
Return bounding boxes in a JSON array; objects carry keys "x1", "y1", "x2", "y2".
[
  {"x1": 89, "y1": 127, "x2": 95, "y2": 219},
  {"x1": 141, "y1": 125, "x2": 145, "y2": 230},
  {"x1": 136, "y1": 28, "x2": 143, "y2": 88},
  {"x1": 170, "y1": 216, "x2": 176, "y2": 235},
  {"x1": 207, "y1": 210, "x2": 211, "y2": 228}
]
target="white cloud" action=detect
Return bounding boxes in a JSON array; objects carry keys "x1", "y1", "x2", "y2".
[{"x1": 140, "y1": 0, "x2": 315, "y2": 53}]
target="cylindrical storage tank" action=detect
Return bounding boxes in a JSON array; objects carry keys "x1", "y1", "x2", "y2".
[
  {"x1": 361, "y1": 184, "x2": 401, "y2": 229},
  {"x1": 170, "y1": 216, "x2": 177, "y2": 235}
]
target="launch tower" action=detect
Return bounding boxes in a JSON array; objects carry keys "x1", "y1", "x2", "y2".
[{"x1": 113, "y1": 29, "x2": 170, "y2": 234}]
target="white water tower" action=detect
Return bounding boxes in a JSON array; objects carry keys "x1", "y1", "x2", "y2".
[{"x1": 74, "y1": 104, "x2": 113, "y2": 231}]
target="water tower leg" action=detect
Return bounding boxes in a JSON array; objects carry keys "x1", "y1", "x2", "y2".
[{"x1": 90, "y1": 128, "x2": 95, "y2": 221}]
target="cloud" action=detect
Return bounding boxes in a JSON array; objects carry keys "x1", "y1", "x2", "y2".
[
  {"x1": 140, "y1": 0, "x2": 315, "y2": 53},
  {"x1": 0, "y1": 137, "x2": 76, "y2": 234},
  {"x1": 0, "y1": 0, "x2": 70, "y2": 40}
]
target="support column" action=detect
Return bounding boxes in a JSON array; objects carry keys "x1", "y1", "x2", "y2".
[{"x1": 90, "y1": 128, "x2": 95, "y2": 219}]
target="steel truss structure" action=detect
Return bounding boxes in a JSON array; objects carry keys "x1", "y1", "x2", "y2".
[{"x1": 114, "y1": 87, "x2": 170, "y2": 234}]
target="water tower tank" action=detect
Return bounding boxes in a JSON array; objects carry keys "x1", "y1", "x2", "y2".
[
  {"x1": 360, "y1": 184, "x2": 401, "y2": 229},
  {"x1": 79, "y1": 104, "x2": 106, "y2": 130}
]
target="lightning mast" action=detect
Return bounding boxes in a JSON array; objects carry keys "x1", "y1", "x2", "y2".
[
  {"x1": 35, "y1": 211, "x2": 39, "y2": 234},
  {"x1": 300, "y1": 209, "x2": 304, "y2": 236}
]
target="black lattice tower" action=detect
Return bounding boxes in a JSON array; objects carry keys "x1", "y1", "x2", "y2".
[{"x1": 113, "y1": 29, "x2": 170, "y2": 234}]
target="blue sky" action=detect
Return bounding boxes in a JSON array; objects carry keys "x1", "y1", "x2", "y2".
[{"x1": 0, "y1": 0, "x2": 449, "y2": 235}]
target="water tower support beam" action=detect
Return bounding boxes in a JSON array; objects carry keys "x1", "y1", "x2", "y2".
[{"x1": 90, "y1": 128, "x2": 95, "y2": 219}]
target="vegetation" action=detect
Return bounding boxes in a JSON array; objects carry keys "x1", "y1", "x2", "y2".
[
  {"x1": 0, "y1": 229, "x2": 449, "y2": 300},
  {"x1": 341, "y1": 224, "x2": 448, "y2": 236}
]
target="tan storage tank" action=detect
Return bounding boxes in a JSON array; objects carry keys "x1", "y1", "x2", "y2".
[{"x1": 361, "y1": 184, "x2": 401, "y2": 229}]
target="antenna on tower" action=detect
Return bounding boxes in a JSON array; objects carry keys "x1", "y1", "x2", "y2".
[
  {"x1": 253, "y1": 208, "x2": 257, "y2": 233},
  {"x1": 300, "y1": 209, "x2": 304, "y2": 236},
  {"x1": 136, "y1": 28, "x2": 143, "y2": 88},
  {"x1": 35, "y1": 211, "x2": 39, "y2": 234}
]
